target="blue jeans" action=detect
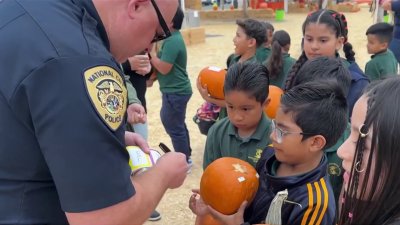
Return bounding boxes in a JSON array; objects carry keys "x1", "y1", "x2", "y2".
[
  {"x1": 160, "y1": 93, "x2": 192, "y2": 161},
  {"x1": 389, "y1": 38, "x2": 400, "y2": 65}
]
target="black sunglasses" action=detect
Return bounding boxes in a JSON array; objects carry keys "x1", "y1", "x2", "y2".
[{"x1": 150, "y1": 0, "x2": 171, "y2": 43}]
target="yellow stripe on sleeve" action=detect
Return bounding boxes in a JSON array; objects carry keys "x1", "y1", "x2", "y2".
[
  {"x1": 315, "y1": 178, "x2": 329, "y2": 225},
  {"x1": 301, "y1": 183, "x2": 314, "y2": 225},
  {"x1": 309, "y1": 182, "x2": 322, "y2": 225}
]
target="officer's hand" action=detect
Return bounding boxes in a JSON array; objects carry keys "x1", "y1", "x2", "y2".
[
  {"x1": 127, "y1": 103, "x2": 147, "y2": 124},
  {"x1": 382, "y1": 0, "x2": 392, "y2": 10},
  {"x1": 124, "y1": 131, "x2": 150, "y2": 153},
  {"x1": 156, "y1": 152, "x2": 188, "y2": 189}
]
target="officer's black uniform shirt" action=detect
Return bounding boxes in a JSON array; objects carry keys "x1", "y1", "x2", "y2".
[{"x1": 0, "y1": 0, "x2": 134, "y2": 224}]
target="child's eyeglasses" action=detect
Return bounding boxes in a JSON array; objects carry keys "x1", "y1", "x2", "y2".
[
  {"x1": 270, "y1": 119, "x2": 314, "y2": 144},
  {"x1": 150, "y1": 0, "x2": 171, "y2": 43}
]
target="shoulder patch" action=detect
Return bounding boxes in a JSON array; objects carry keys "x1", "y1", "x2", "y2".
[
  {"x1": 83, "y1": 66, "x2": 127, "y2": 131},
  {"x1": 327, "y1": 163, "x2": 342, "y2": 176}
]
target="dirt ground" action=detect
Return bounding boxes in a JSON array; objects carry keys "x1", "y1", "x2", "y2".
[{"x1": 144, "y1": 6, "x2": 374, "y2": 225}]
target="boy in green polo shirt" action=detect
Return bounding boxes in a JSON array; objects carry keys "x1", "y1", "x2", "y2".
[
  {"x1": 365, "y1": 22, "x2": 398, "y2": 81},
  {"x1": 203, "y1": 62, "x2": 271, "y2": 169},
  {"x1": 150, "y1": 7, "x2": 192, "y2": 165}
]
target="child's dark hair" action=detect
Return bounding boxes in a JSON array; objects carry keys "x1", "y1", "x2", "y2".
[
  {"x1": 267, "y1": 30, "x2": 291, "y2": 79},
  {"x1": 172, "y1": 6, "x2": 184, "y2": 30},
  {"x1": 262, "y1": 21, "x2": 275, "y2": 33},
  {"x1": 284, "y1": 10, "x2": 355, "y2": 91},
  {"x1": 236, "y1": 19, "x2": 267, "y2": 47},
  {"x1": 289, "y1": 56, "x2": 352, "y2": 95},
  {"x1": 366, "y1": 22, "x2": 394, "y2": 44},
  {"x1": 224, "y1": 61, "x2": 270, "y2": 103},
  {"x1": 280, "y1": 80, "x2": 348, "y2": 149},
  {"x1": 339, "y1": 77, "x2": 400, "y2": 225}
]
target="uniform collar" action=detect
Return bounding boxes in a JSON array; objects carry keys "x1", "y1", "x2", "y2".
[
  {"x1": 371, "y1": 49, "x2": 388, "y2": 58},
  {"x1": 228, "y1": 114, "x2": 271, "y2": 141},
  {"x1": 72, "y1": 0, "x2": 110, "y2": 50},
  {"x1": 282, "y1": 52, "x2": 290, "y2": 58},
  {"x1": 263, "y1": 151, "x2": 328, "y2": 191}
]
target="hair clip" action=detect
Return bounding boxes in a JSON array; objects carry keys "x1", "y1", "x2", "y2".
[{"x1": 358, "y1": 124, "x2": 370, "y2": 138}]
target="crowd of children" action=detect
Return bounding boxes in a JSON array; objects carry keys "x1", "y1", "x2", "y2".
[
  {"x1": 189, "y1": 8, "x2": 400, "y2": 225},
  {"x1": 124, "y1": 4, "x2": 400, "y2": 224}
]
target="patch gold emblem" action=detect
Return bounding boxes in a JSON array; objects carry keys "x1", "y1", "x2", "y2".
[
  {"x1": 84, "y1": 66, "x2": 127, "y2": 131},
  {"x1": 328, "y1": 163, "x2": 342, "y2": 176}
]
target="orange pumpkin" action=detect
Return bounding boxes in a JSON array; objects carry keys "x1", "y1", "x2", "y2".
[
  {"x1": 198, "y1": 66, "x2": 226, "y2": 100},
  {"x1": 200, "y1": 157, "x2": 259, "y2": 215},
  {"x1": 196, "y1": 213, "x2": 224, "y2": 225},
  {"x1": 264, "y1": 85, "x2": 283, "y2": 119}
]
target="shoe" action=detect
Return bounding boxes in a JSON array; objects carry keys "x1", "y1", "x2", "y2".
[
  {"x1": 148, "y1": 210, "x2": 161, "y2": 221},
  {"x1": 187, "y1": 157, "x2": 193, "y2": 174}
]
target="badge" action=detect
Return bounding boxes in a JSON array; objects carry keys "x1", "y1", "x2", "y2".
[
  {"x1": 328, "y1": 163, "x2": 342, "y2": 176},
  {"x1": 84, "y1": 66, "x2": 127, "y2": 131}
]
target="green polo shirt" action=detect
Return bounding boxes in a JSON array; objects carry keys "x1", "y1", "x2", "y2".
[
  {"x1": 269, "y1": 53, "x2": 296, "y2": 89},
  {"x1": 255, "y1": 46, "x2": 271, "y2": 64},
  {"x1": 157, "y1": 31, "x2": 192, "y2": 95},
  {"x1": 203, "y1": 113, "x2": 272, "y2": 169},
  {"x1": 219, "y1": 55, "x2": 259, "y2": 120},
  {"x1": 325, "y1": 123, "x2": 350, "y2": 204},
  {"x1": 365, "y1": 50, "x2": 398, "y2": 81}
]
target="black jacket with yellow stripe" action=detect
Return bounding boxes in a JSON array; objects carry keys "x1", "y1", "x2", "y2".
[{"x1": 244, "y1": 146, "x2": 336, "y2": 225}]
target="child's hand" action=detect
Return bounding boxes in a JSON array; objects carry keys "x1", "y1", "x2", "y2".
[
  {"x1": 196, "y1": 77, "x2": 210, "y2": 101},
  {"x1": 207, "y1": 201, "x2": 248, "y2": 225},
  {"x1": 189, "y1": 189, "x2": 210, "y2": 216}
]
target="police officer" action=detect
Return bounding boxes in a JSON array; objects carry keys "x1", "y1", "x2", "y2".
[{"x1": 0, "y1": 0, "x2": 187, "y2": 224}]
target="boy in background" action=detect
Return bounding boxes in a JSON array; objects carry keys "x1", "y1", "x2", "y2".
[{"x1": 365, "y1": 22, "x2": 398, "y2": 81}]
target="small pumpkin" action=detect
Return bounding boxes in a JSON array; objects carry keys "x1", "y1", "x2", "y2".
[
  {"x1": 264, "y1": 85, "x2": 283, "y2": 119},
  {"x1": 198, "y1": 66, "x2": 226, "y2": 100},
  {"x1": 200, "y1": 157, "x2": 259, "y2": 215}
]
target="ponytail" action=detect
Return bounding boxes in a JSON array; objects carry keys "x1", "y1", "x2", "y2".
[
  {"x1": 266, "y1": 40, "x2": 283, "y2": 79},
  {"x1": 343, "y1": 42, "x2": 355, "y2": 62}
]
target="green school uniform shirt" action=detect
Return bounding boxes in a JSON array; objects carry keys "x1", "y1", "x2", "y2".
[
  {"x1": 157, "y1": 31, "x2": 192, "y2": 95},
  {"x1": 269, "y1": 53, "x2": 296, "y2": 89},
  {"x1": 203, "y1": 114, "x2": 272, "y2": 169},
  {"x1": 365, "y1": 50, "x2": 398, "y2": 81},
  {"x1": 255, "y1": 46, "x2": 272, "y2": 64},
  {"x1": 325, "y1": 123, "x2": 350, "y2": 204}
]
